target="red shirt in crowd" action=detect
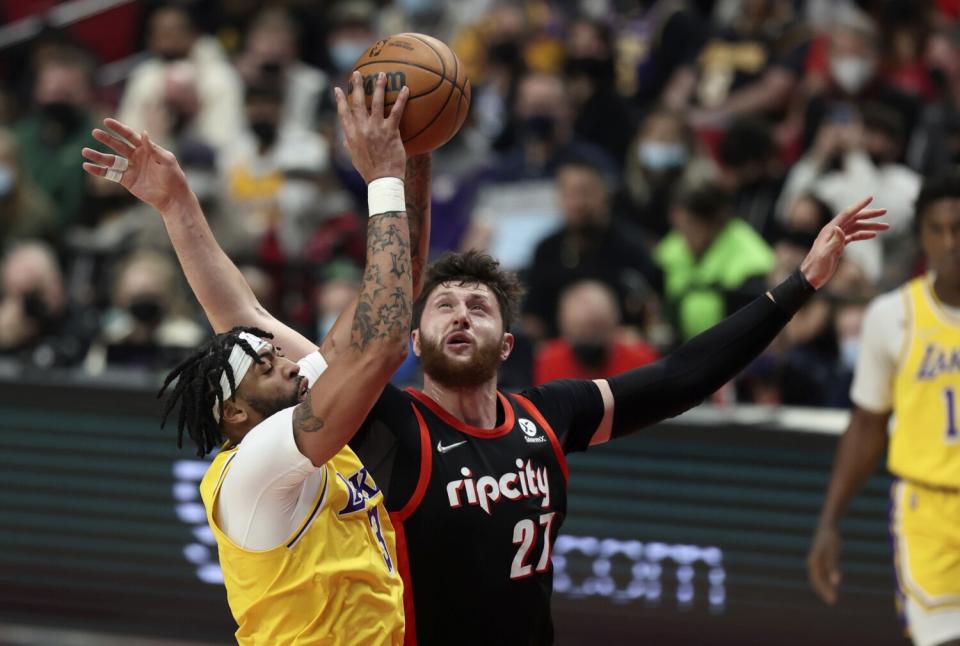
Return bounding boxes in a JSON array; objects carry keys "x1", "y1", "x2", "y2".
[{"x1": 533, "y1": 338, "x2": 659, "y2": 384}]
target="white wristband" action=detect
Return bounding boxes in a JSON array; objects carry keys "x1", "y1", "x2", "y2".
[{"x1": 367, "y1": 177, "x2": 406, "y2": 217}]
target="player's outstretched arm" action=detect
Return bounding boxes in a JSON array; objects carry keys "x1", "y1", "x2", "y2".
[
  {"x1": 81, "y1": 119, "x2": 318, "y2": 360},
  {"x1": 290, "y1": 72, "x2": 414, "y2": 466},
  {"x1": 807, "y1": 406, "x2": 889, "y2": 605},
  {"x1": 319, "y1": 153, "x2": 431, "y2": 360},
  {"x1": 586, "y1": 196, "x2": 889, "y2": 445}
]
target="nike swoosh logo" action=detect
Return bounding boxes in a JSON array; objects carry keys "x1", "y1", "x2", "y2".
[{"x1": 436, "y1": 440, "x2": 467, "y2": 454}]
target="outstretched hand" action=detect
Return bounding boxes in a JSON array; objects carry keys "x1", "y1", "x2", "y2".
[
  {"x1": 81, "y1": 118, "x2": 191, "y2": 213},
  {"x1": 335, "y1": 71, "x2": 409, "y2": 184},
  {"x1": 800, "y1": 196, "x2": 888, "y2": 289}
]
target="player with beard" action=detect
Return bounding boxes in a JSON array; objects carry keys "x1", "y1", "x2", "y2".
[
  {"x1": 81, "y1": 72, "x2": 419, "y2": 643},
  {"x1": 341, "y1": 207, "x2": 877, "y2": 643},
  {"x1": 88, "y1": 92, "x2": 888, "y2": 645}
]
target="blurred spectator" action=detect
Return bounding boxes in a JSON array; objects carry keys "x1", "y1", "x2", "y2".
[
  {"x1": 665, "y1": 0, "x2": 809, "y2": 123},
  {"x1": 13, "y1": 49, "x2": 97, "y2": 229},
  {"x1": 0, "y1": 241, "x2": 92, "y2": 367},
  {"x1": 235, "y1": 7, "x2": 329, "y2": 132},
  {"x1": 908, "y1": 22, "x2": 960, "y2": 175},
  {"x1": 611, "y1": 0, "x2": 708, "y2": 105},
  {"x1": 463, "y1": 72, "x2": 617, "y2": 270},
  {"x1": 118, "y1": 2, "x2": 243, "y2": 153},
  {"x1": 85, "y1": 250, "x2": 204, "y2": 373},
  {"x1": 522, "y1": 158, "x2": 663, "y2": 340},
  {"x1": 313, "y1": 260, "x2": 361, "y2": 341},
  {"x1": 533, "y1": 280, "x2": 658, "y2": 383},
  {"x1": 324, "y1": 1, "x2": 376, "y2": 77},
  {"x1": 0, "y1": 129, "x2": 57, "y2": 243},
  {"x1": 801, "y1": 7, "x2": 919, "y2": 154},
  {"x1": 619, "y1": 108, "x2": 717, "y2": 241},
  {"x1": 217, "y1": 77, "x2": 331, "y2": 259},
  {"x1": 467, "y1": 3, "x2": 529, "y2": 147},
  {"x1": 779, "y1": 102, "x2": 920, "y2": 286},
  {"x1": 564, "y1": 18, "x2": 634, "y2": 167},
  {"x1": 717, "y1": 116, "x2": 785, "y2": 240},
  {"x1": 655, "y1": 182, "x2": 774, "y2": 340}
]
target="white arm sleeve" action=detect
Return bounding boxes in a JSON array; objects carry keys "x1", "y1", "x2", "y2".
[
  {"x1": 215, "y1": 351, "x2": 330, "y2": 550},
  {"x1": 850, "y1": 291, "x2": 904, "y2": 413}
]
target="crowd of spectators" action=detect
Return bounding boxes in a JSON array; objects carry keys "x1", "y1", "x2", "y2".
[{"x1": 0, "y1": 0, "x2": 953, "y2": 407}]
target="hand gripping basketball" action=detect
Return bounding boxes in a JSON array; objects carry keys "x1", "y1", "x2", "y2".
[
  {"x1": 335, "y1": 71, "x2": 409, "y2": 185},
  {"x1": 352, "y1": 33, "x2": 471, "y2": 155}
]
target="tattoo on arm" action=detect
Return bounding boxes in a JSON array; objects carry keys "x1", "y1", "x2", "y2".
[
  {"x1": 351, "y1": 211, "x2": 412, "y2": 350},
  {"x1": 404, "y1": 156, "x2": 431, "y2": 287},
  {"x1": 293, "y1": 396, "x2": 326, "y2": 434}
]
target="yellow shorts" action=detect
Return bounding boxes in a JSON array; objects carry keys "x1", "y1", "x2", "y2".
[{"x1": 891, "y1": 480, "x2": 960, "y2": 645}]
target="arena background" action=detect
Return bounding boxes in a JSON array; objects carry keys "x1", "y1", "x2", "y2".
[{"x1": 0, "y1": 0, "x2": 945, "y2": 643}]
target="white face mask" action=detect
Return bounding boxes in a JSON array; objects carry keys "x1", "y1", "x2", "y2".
[
  {"x1": 638, "y1": 142, "x2": 688, "y2": 172},
  {"x1": 839, "y1": 337, "x2": 860, "y2": 370},
  {"x1": 0, "y1": 164, "x2": 15, "y2": 198},
  {"x1": 830, "y1": 56, "x2": 876, "y2": 94}
]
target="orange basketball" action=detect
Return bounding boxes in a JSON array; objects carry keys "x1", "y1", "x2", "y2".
[{"x1": 352, "y1": 33, "x2": 471, "y2": 156}]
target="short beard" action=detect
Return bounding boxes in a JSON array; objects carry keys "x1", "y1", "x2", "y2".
[
  {"x1": 419, "y1": 330, "x2": 503, "y2": 389},
  {"x1": 245, "y1": 379, "x2": 302, "y2": 420}
]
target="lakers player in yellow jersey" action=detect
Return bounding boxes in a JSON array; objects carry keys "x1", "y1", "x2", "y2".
[
  {"x1": 808, "y1": 173, "x2": 960, "y2": 646},
  {"x1": 81, "y1": 72, "x2": 424, "y2": 644}
]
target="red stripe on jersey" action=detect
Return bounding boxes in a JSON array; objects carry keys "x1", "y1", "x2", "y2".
[
  {"x1": 405, "y1": 388, "x2": 516, "y2": 438},
  {"x1": 511, "y1": 394, "x2": 570, "y2": 482},
  {"x1": 395, "y1": 404, "x2": 434, "y2": 522},
  {"x1": 390, "y1": 516, "x2": 418, "y2": 646}
]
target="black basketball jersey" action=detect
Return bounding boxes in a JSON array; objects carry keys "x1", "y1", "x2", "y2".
[{"x1": 390, "y1": 388, "x2": 570, "y2": 645}]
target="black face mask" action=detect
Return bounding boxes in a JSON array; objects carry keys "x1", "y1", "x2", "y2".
[
  {"x1": 521, "y1": 115, "x2": 556, "y2": 143},
  {"x1": 250, "y1": 120, "x2": 278, "y2": 148},
  {"x1": 22, "y1": 290, "x2": 50, "y2": 322},
  {"x1": 571, "y1": 341, "x2": 608, "y2": 369},
  {"x1": 128, "y1": 298, "x2": 165, "y2": 326},
  {"x1": 565, "y1": 57, "x2": 615, "y2": 85},
  {"x1": 158, "y1": 50, "x2": 189, "y2": 62},
  {"x1": 39, "y1": 101, "x2": 83, "y2": 134}
]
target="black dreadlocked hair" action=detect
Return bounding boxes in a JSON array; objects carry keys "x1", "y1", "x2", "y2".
[{"x1": 158, "y1": 326, "x2": 273, "y2": 457}]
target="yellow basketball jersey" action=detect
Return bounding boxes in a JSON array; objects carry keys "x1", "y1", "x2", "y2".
[
  {"x1": 890, "y1": 276, "x2": 960, "y2": 486},
  {"x1": 199, "y1": 444, "x2": 404, "y2": 645}
]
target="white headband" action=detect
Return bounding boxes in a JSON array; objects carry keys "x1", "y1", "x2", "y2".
[{"x1": 212, "y1": 332, "x2": 270, "y2": 422}]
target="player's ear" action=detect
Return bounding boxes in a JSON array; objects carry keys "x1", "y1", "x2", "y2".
[
  {"x1": 222, "y1": 399, "x2": 248, "y2": 426},
  {"x1": 411, "y1": 329, "x2": 422, "y2": 357},
  {"x1": 500, "y1": 332, "x2": 514, "y2": 361}
]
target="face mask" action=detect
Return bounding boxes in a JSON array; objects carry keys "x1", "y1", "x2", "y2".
[
  {"x1": 39, "y1": 101, "x2": 83, "y2": 133},
  {"x1": 0, "y1": 164, "x2": 14, "y2": 198},
  {"x1": 839, "y1": 337, "x2": 860, "y2": 370},
  {"x1": 522, "y1": 115, "x2": 556, "y2": 142},
  {"x1": 128, "y1": 298, "x2": 165, "y2": 326},
  {"x1": 397, "y1": 0, "x2": 438, "y2": 15},
  {"x1": 330, "y1": 41, "x2": 369, "y2": 72},
  {"x1": 250, "y1": 119, "x2": 278, "y2": 148},
  {"x1": 22, "y1": 290, "x2": 49, "y2": 322},
  {"x1": 638, "y1": 142, "x2": 688, "y2": 172},
  {"x1": 830, "y1": 56, "x2": 876, "y2": 95},
  {"x1": 571, "y1": 341, "x2": 608, "y2": 369}
]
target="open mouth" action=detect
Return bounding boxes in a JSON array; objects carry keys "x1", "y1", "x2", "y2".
[
  {"x1": 445, "y1": 331, "x2": 473, "y2": 350},
  {"x1": 298, "y1": 378, "x2": 308, "y2": 400}
]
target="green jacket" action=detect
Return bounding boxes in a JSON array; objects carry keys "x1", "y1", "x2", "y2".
[
  {"x1": 655, "y1": 218, "x2": 774, "y2": 340},
  {"x1": 14, "y1": 114, "x2": 97, "y2": 228}
]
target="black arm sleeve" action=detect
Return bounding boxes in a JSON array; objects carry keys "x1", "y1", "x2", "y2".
[
  {"x1": 520, "y1": 379, "x2": 606, "y2": 454},
  {"x1": 607, "y1": 292, "x2": 792, "y2": 438}
]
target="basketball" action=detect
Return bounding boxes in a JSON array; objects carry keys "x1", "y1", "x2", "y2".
[{"x1": 352, "y1": 33, "x2": 471, "y2": 156}]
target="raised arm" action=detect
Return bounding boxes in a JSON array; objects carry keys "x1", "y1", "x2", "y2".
[
  {"x1": 319, "y1": 151, "x2": 432, "y2": 359},
  {"x1": 288, "y1": 72, "x2": 413, "y2": 465},
  {"x1": 82, "y1": 119, "x2": 318, "y2": 360},
  {"x1": 587, "y1": 197, "x2": 889, "y2": 445}
]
